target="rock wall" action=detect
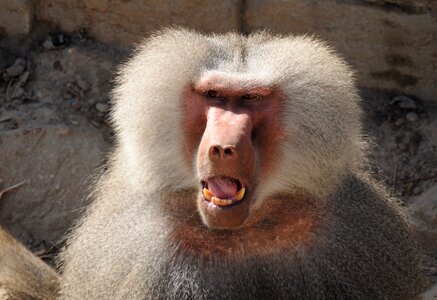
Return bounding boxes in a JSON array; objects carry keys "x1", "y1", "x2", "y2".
[
  {"x1": 34, "y1": 0, "x2": 242, "y2": 44},
  {"x1": 0, "y1": 0, "x2": 436, "y2": 101},
  {"x1": 245, "y1": 0, "x2": 437, "y2": 103}
]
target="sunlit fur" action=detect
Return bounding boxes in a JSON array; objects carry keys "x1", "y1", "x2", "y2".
[
  {"x1": 0, "y1": 227, "x2": 59, "y2": 299},
  {"x1": 56, "y1": 28, "x2": 422, "y2": 299}
]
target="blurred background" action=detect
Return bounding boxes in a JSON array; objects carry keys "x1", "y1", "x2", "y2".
[{"x1": 0, "y1": 0, "x2": 436, "y2": 296}]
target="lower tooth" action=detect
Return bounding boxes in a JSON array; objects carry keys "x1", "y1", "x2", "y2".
[
  {"x1": 211, "y1": 197, "x2": 234, "y2": 206},
  {"x1": 211, "y1": 196, "x2": 219, "y2": 205}
]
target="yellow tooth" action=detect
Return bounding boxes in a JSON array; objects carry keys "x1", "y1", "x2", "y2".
[
  {"x1": 211, "y1": 197, "x2": 234, "y2": 207},
  {"x1": 203, "y1": 188, "x2": 212, "y2": 200},
  {"x1": 211, "y1": 196, "x2": 220, "y2": 205},
  {"x1": 235, "y1": 187, "x2": 245, "y2": 201}
]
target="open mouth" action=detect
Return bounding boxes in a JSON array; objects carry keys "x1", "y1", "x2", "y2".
[{"x1": 201, "y1": 176, "x2": 246, "y2": 207}]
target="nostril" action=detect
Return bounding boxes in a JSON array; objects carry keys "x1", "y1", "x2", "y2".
[
  {"x1": 209, "y1": 145, "x2": 221, "y2": 159},
  {"x1": 224, "y1": 148, "x2": 233, "y2": 156},
  {"x1": 212, "y1": 146, "x2": 220, "y2": 156}
]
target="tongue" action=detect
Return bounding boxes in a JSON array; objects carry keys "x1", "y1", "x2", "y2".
[{"x1": 208, "y1": 177, "x2": 238, "y2": 199}]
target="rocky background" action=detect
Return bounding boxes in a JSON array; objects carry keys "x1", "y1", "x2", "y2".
[{"x1": 0, "y1": 0, "x2": 436, "y2": 297}]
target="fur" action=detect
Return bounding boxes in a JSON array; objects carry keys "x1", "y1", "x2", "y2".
[{"x1": 0, "y1": 227, "x2": 59, "y2": 299}]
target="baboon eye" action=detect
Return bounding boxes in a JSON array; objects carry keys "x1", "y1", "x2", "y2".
[
  {"x1": 241, "y1": 94, "x2": 261, "y2": 101},
  {"x1": 206, "y1": 90, "x2": 225, "y2": 100}
]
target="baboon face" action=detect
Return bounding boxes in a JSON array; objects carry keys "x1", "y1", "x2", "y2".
[{"x1": 183, "y1": 78, "x2": 284, "y2": 228}]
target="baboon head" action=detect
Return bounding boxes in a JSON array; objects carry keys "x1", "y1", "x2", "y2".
[{"x1": 111, "y1": 29, "x2": 363, "y2": 229}]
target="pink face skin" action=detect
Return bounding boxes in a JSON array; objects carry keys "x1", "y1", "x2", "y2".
[{"x1": 182, "y1": 77, "x2": 286, "y2": 229}]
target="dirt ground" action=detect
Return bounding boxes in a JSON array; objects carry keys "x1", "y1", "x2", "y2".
[{"x1": 1, "y1": 29, "x2": 436, "y2": 292}]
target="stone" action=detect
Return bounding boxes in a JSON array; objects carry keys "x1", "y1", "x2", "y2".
[
  {"x1": 11, "y1": 87, "x2": 25, "y2": 99},
  {"x1": 42, "y1": 38, "x2": 55, "y2": 50},
  {"x1": 406, "y1": 112, "x2": 419, "y2": 122},
  {"x1": 66, "y1": 82, "x2": 83, "y2": 98},
  {"x1": 68, "y1": 98, "x2": 82, "y2": 110},
  {"x1": 0, "y1": 0, "x2": 34, "y2": 35},
  {"x1": 0, "y1": 113, "x2": 14, "y2": 123},
  {"x1": 393, "y1": 95, "x2": 417, "y2": 109},
  {"x1": 5, "y1": 58, "x2": 26, "y2": 77},
  {"x1": 95, "y1": 102, "x2": 110, "y2": 113},
  {"x1": 395, "y1": 118, "x2": 404, "y2": 127},
  {"x1": 70, "y1": 118, "x2": 79, "y2": 126},
  {"x1": 0, "y1": 118, "x2": 110, "y2": 245},
  {"x1": 17, "y1": 70, "x2": 30, "y2": 86},
  {"x1": 408, "y1": 184, "x2": 437, "y2": 255},
  {"x1": 76, "y1": 78, "x2": 91, "y2": 91}
]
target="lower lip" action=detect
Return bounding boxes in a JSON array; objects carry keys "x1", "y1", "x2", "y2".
[{"x1": 197, "y1": 193, "x2": 252, "y2": 229}]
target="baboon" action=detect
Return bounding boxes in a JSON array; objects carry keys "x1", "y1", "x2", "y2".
[{"x1": 2, "y1": 29, "x2": 423, "y2": 299}]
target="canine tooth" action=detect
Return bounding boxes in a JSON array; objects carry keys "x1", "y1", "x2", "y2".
[
  {"x1": 235, "y1": 187, "x2": 245, "y2": 201},
  {"x1": 203, "y1": 188, "x2": 212, "y2": 200}
]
